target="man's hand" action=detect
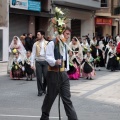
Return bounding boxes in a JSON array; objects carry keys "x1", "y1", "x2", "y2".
[{"x1": 55, "y1": 59, "x2": 62, "y2": 65}]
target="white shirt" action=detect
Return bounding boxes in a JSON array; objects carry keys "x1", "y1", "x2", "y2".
[
  {"x1": 96, "y1": 49, "x2": 99, "y2": 56},
  {"x1": 45, "y1": 41, "x2": 69, "y2": 71},
  {"x1": 40, "y1": 40, "x2": 45, "y2": 56},
  {"x1": 31, "y1": 39, "x2": 45, "y2": 66}
]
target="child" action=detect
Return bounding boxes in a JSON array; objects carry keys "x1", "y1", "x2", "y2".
[
  {"x1": 81, "y1": 51, "x2": 95, "y2": 80},
  {"x1": 67, "y1": 51, "x2": 80, "y2": 80},
  {"x1": 24, "y1": 51, "x2": 34, "y2": 81},
  {"x1": 92, "y1": 43, "x2": 104, "y2": 71},
  {"x1": 10, "y1": 52, "x2": 23, "y2": 80}
]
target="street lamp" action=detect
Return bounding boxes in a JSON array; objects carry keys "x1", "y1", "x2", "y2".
[{"x1": 115, "y1": 18, "x2": 120, "y2": 34}]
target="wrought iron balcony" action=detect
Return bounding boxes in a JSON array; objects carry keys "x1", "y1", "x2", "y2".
[{"x1": 114, "y1": 6, "x2": 120, "y2": 15}]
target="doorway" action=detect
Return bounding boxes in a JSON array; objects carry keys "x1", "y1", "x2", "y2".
[
  {"x1": 95, "y1": 26, "x2": 103, "y2": 37},
  {"x1": 112, "y1": 26, "x2": 116, "y2": 38},
  {"x1": 71, "y1": 19, "x2": 81, "y2": 38}
]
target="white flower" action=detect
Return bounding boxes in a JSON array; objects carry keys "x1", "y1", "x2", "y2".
[
  {"x1": 55, "y1": 7, "x2": 61, "y2": 13},
  {"x1": 55, "y1": 31, "x2": 58, "y2": 36},
  {"x1": 59, "y1": 11, "x2": 64, "y2": 15},
  {"x1": 57, "y1": 18, "x2": 65, "y2": 26}
]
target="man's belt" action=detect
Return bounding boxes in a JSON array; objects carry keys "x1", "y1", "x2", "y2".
[
  {"x1": 48, "y1": 66, "x2": 65, "y2": 72},
  {"x1": 48, "y1": 62, "x2": 65, "y2": 72}
]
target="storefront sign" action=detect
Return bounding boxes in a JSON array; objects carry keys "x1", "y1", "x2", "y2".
[
  {"x1": 10, "y1": 0, "x2": 41, "y2": 12},
  {"x1": 95, "y1": 17, "x2": 112, "y2": 26}
]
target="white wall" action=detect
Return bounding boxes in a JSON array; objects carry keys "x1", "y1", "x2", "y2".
[
  {"x1": 81, "y1": 17, "x2": 95, "y2": 39},
  {"x1": 0, "y1": 27, "x2": 9, "y2": 61},
  {"x1": 0, "y1": 0, "x2": 9, "y2": 61}
]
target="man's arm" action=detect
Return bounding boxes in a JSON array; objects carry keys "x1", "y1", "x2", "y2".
[{"x1": 45, "y1": 41, "x2": 56, "y2": 66}]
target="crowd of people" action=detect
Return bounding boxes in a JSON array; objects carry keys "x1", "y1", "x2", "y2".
[
  {"x1": 7, "y1": 31, "x2": 120, "y2": 92},
  {"x1": 7, "y1": 28, "x2": 120, "y2": 120},
  {"x1": 67, "y1": 34, "x2": 120, "y2": 80}
]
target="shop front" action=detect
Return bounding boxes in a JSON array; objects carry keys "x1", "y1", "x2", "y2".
[{"x1": 95, "y1": 17, "x2": 118, "y2": 37}]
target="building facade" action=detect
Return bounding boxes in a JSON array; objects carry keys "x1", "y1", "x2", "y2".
[
  {"x1": 52, "y1": 0, "x2": 101, "y2": 38},
  {"x1": 0, "y1": 0, "x2": 52, "y2": 62},
  {"x1": 0, "y1": 0, "x2": 9, "y2": 61},
  {"x1": 9, "y1": 0, "x2": 52, "y2": 43},
  {"x1": 95, "y1": 0, "x2": 120, "y2": 37},
  {"x1": 1, "y1": 0, "x2": 101, "y2": 61}
]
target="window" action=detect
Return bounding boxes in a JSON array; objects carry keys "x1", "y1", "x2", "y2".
[
  {"x1": 119, "y1": 0, "x2": 120, "y2": 6},
  {"x1": 101, "y1": 0, "x2": 108, "y2": 7}
]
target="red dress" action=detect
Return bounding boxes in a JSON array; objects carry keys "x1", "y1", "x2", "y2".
[{"x1": 116, "y1": 42, "x2": 120, "y2": 56}]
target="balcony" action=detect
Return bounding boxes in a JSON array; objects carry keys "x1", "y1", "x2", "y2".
[
  {"x1": 114, "y1": 6, "x2": 120, "y2": 15},
  {"x1": 52, "y1": 0, "x2": 100, "y2": 10}
]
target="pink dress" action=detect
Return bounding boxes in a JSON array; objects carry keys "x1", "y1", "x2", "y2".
[
  {"x1": 82, "y1": 70, "x2": 95, "y2": 78},
  {"x1": 68, "y1": 63, "x2": 80, "y2": 80}
]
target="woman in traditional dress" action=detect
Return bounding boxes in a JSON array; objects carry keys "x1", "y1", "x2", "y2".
[
  {"x1": 68, "y1": 37, "x2": 83, "y2": 80},
  {"x1": 92, "y1": 43, "x2": 105, "y2": 70},
  {"x1": 10, "y1": 52, "x2": 24, "y2": 79},
  {"x1": 7, "y1": 36, "x2": 26, "y2": 73},
  {"x1": 81, "y1": 51, "x2": 95, "y2": 80},
  {"x1": 81, "y1": 39, "x2": 90, "y2": 56},
  {"x1": 104, "y1": 40, "x2": 113, "y2": 66},
  {"x1": 90, "y1": 37, "x2": 98, "y2": 51},
  {"x1": 24, "y1": 51, "x2": 34, "y2": 81},
  {"x1": 107, "y1": 43, "x2": 119, "y2": 71},
  {"x1": 67, "y1": 51, "x2": 79, "y2": 80}
]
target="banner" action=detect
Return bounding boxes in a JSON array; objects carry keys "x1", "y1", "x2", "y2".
[
  {"x1": 95, "y1": 17, "x2": 112, "y2": 26},
  {"x1": 10, "y1": 0, "x2": 41, "y2": 11}
]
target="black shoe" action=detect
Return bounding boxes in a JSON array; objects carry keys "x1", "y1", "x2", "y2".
[
  {"x1": 38, "y1": 93, "x2": 43, "y2": 96},
  {"x1": 90, "y1": 77, "x2": 93, "y2": 80},
  {"x1": 43, "y1": 90, "x2": 46, "y2": 94},
  {"x1": 86, "y1": 77, "x2": 88, "y2": 79}
]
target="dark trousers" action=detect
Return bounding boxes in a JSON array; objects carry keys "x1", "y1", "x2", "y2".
[
  {"x1": 40, "y1": 71, "x2": 78, "y2": 120},
  {"x1": 35, "y1": 61, "x2": 48, "y2": 94}
]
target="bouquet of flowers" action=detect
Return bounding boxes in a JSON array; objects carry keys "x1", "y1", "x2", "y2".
[
  {"x1": 51, "y1": 7, "x2": 69, "y2": 36},
  {"x1": 94, "y1": 56, "x2": 101, "y2": 62},
  {"x1": 50, "y1": 7, "x2": 69, "y2": 55},
  {"x1": 83, "y1": 47, "x2": 88, "y2": 53},
  {"x1": 84, "y1": 47, "x2": 92, "y2": 53},
  {"x1": 12, "y1": 62, "x2": 19, "y2": 70},
  {"x1": 11, "y1": 48, "x2": 18, "y2": 55},
  {"x1": 25, "y1": 58, "x2": 31, "y2": 65},
  {"x1": 116, "y1": 57, "x2": 120, "y2": 61}
]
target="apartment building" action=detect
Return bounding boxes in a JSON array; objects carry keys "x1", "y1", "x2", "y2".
[
  {"x1": 95, "y1": 0, "x2": 120, "y2": 37},
  {"x1": 52, "y1": 0, "x2": 100, "y2": 38},
  {"x1": 0, "y1": 0, "x2": 101, "y2": 61}
]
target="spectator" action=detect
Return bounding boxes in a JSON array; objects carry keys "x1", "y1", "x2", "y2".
[{"x1": 25, "y1": 33, "x2": 34, "y2": 52}]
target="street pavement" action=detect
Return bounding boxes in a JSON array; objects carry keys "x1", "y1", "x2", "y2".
[{"x1": 0, "y1": 62, "x2": 120, "y2": 120}]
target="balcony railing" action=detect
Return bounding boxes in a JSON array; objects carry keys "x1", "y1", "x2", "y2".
[
  {"x1": 112, "y1": 5, "x2": 120, "y2": 15},
  {"x1": 114, "y1": 6, "x2": 120, "y2": 15}
]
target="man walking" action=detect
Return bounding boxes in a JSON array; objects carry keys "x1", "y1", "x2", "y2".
[
  {"x1": 31, "y1": 31, "x2": 48, "y2": 96},
  {"x1": 40, "y1": 27, "x2": 78, "y2": 120}
]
